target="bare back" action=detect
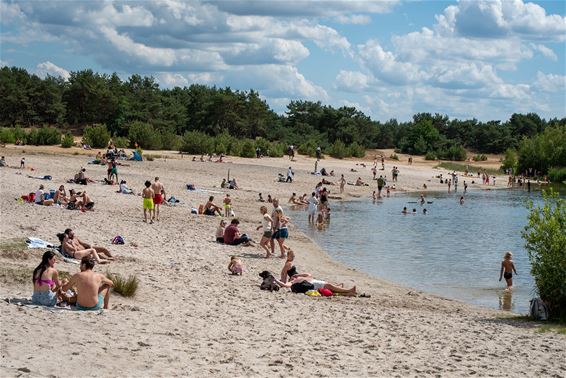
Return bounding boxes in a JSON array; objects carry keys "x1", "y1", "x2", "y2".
[{"x1": 72, "y1": 270, "x2": 105, "y2": 307}]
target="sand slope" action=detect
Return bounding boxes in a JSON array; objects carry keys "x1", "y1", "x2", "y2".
[{"x1": 0, "y1": 147, "x2": 564, "y2": 377}]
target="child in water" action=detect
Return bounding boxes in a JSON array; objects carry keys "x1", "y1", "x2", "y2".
[
  {"x1": 499, "y1": 251, "x2": 517, "y2": 290},
  {"x1": 228, "y1": 256, "x2": 243, "y2": 275}
]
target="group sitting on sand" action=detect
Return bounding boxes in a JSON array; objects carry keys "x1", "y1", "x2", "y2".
[{"x1": 32, "y1": 251, "x2": 113, "y2": 310}]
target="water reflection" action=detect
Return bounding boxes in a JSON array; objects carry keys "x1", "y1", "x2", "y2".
[
  {"x1": 288, "y1": 188, "x2": 563, "y2": 314},
  {"x1": 499, "y1": 290, "x2": 513, "y2": 311}
]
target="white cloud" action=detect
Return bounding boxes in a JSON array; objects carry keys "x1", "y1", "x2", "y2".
[
  {"x1": 436, "y1": 0, "x2": 566, "y2": 41},
  {"x1": 531, "y1": 43, "x2": 558, "y2": 61},
  {"x1": 533, "y1": 72, "x2": 566, "y2": 93},
  {"x1": 334, "y1": 14, "x2": 371, "y2": 25},
  {"x1": 335, "y1": 70, "x2": 374, "y2": 92},
  {"x1": 36, "y1": 61, "x2": 70, "y2": 80}
]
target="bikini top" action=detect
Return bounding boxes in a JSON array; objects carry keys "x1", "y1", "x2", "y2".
[{"x1": 35, "y1": 278, "x2": 55, "y2": 287}]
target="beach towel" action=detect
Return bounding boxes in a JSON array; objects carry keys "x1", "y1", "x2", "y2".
[
  {"x1": 129, "y1": 150, "x2": 143, "y2": 161},
  {"x1": 27, "y1": 175, "x2": 52, "y2": 180},
  {"x1": 25, "y1": 237, "x2": 80, "y2": 264},
  {"x1": 186, "y1": 187, "x2": 223, "y2": 194}
]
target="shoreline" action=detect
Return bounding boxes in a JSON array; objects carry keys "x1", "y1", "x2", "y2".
[{"x1": 1, "y1": 146, "x2": 564, "y2": 377}]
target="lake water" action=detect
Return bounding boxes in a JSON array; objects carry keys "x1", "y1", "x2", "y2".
[{"x1": 288, "y1": 186, "x2": 563, "y2": 314}]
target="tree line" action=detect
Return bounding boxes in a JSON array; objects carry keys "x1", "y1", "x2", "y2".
[{"x1": 0, "y1": 66, "x2": 564, "y2": 169}]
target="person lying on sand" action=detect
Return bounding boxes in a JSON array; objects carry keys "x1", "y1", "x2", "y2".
[
  {"x1": 62, "y1": 228, "x2": 114, "y2": 261},
  {"x1": 62, "y1": 257, "x2": 113, "y2": 311},
  {"x1": 58, "y1": 233, "x2": 110, "y2": 264},
  {"x1": 276, "y1": 273, "x2": 357, "y2": 296}
]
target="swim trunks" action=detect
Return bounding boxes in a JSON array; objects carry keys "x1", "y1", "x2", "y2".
[
  {"x1": 75, "y1": 294, "x2": 104, "y2": 311},
  {"x1": 503, "y1": 272, "x2": 512, "y2": 280},
  {"x1": 153, "y1": 193, "x2": 163, "y2": 205},
  {"x1": 263, "y1": 230, "x2": 272, "y2": 238},
  {"x1": 143, "y1": 198, "x2": 154, "y2": 210}
]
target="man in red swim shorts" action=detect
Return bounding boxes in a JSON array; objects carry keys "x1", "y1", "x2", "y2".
[{"x1": 151, "y1": 177, "x2": 166, "y2": 221}]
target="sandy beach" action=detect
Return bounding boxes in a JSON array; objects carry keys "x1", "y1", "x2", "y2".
[{"x1": 1, "y1": 146, "x2": 564, "y2": 377}]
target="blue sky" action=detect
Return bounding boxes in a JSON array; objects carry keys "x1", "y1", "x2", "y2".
[{"x1": 1, "y1": 0, "x2": 564, "y2": 122}]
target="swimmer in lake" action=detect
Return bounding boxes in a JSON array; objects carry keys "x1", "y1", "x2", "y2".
[
  {"x1": 402, "y1": 207, "x2": 408, "y2": 214},
  {"x1": 412, "y1": 208, "x2": 417, "y2": 215},
  {"x1": 499, "y1": 251, "x2": 517, "y2": 290},
  {"x1": 459, "y1": 196, "x2": 464, "y2": 205},
  {"x1": 423, "y1": 208, "x2": 427, "y2": 215}
]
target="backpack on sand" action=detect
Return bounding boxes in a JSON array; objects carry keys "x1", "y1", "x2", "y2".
[{"x1": 529, "y1": 298, "x2": 549, "y2": 321}]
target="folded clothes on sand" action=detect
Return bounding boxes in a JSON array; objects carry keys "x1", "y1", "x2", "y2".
[{"x1": 27, "y1": 175, "x2": 52, "y2": 180}]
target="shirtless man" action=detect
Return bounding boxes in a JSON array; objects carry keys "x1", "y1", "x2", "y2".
[
  {"x1": 151, "y1": 177, "x2": 166, "y2": 221},
  {"x1": 62, "y1": 257, "x2": 113, "y2": 310},
  {"x1": 142, "y1": 180, "x2": 155, "y2": 223},
  {"x1": 64, "y1": 229, "x2": 114, "y2": 260}
]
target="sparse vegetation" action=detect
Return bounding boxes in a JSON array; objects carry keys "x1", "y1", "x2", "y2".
[
  {"x1": 0, "y1": 239, "x2": 30, "y2": 260},
  {"x1": 389, "y1": 153, "x2": 399, "y2": 161},
  {"x1": 435, "y1": 162, "x2": 501, "y2": 176},
  {"x1": 106, "y1": 272, "x2": 139, "y2": 297}
]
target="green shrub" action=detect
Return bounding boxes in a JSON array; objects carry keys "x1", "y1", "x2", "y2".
[
  {"x1": 522, "y1": 191, "x2": 566, "y2": 320},
  {"x1": 548, "y1": 167, "x2": 566, "y2": 184},
  {"x1": 113, "y1": 136, "x2": 129, "y2": 149},
  {"x1": 161, "y1": 132, "x2": 182, "y2": 151},
  {"x1": 61, "y1": 133, "x2": 74, "y2": 148},
  {"x1": 501, "y1": 149, "x2": 518, "y2": 174},
  {"x1": 473, "y1": 154, "x2": 488, "y2": 162},
  {"x1": 438, "y1": 145, "x2": 467, "y2": 161},
  {"x1": 83, "y1": 124, "x2": 111, "y2": 148},
  {"x1": 128, "y1": 121, "x2": 162, "y2": 150},
  {"x1": 328, "y1": 140, "x2": 348, "y2": 159},
  {"x1": 106, "y1": 272, "x2": 139, "y2": 297},
  {"x1": 0, "y1": 128, "x2": 16, "y2": 144},
  {"x1": 298, "y1": 139, "x2": 317, "y2": 157},
  {"x1": 425, "y1": 151, "x2": 437, "y2": 160},
  {"x1": 349, "y1": 141, "x2": 366, "y2": 158},
  {"x1": 145, "y1": 155, "x2": 155, "y2": 161},
  {"x1": 180, "y1": 131, "x2": 213, "y2": 154},
  {"x1": 267, "y1": 142, "x2": 285, "y2": 157},
  {"x1": 389, "y1": 153, "x2": 399, "y2": 161},
  {"x1": 240, "y1": 140, "x2": 256, "y2": 158},
  {"x1": 228, "y1": 139, "x2": 242, "y2": 156},
  {"x1": 27, "y1": 127, "x2": 61, "y2": 145}
]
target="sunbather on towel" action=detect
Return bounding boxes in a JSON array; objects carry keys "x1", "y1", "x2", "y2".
[
  {"x1": 57, "y1": 230, "x2": 111, "y2": 264},
  {"x1": 62, "y1": 257, "x2": 113, "y2": 311}
]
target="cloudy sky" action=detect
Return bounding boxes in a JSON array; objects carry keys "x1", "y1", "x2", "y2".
[{"x1": 1, "y1": 0, "x2": 565, "y2": 121}]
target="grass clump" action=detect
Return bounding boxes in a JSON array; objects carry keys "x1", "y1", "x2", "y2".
[
  {"x1": 536, "y1": 324, "x2": 566, "y2": 335},
  {"x1": 106, "y1": 272, "x2": 139, "y2": 297},
  {"x1": 0, "y1": 239, "x2": 30, "y2": 260}
]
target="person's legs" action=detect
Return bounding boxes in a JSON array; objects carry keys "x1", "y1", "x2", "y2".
[
  {"x1": 324, "y1": 283, "x2": 357, "y2": 296},
  {"x1": 94, "y1": 246, "x2": 113, "y2": 259},
  {"x1": 155, "y1": 204, "x2": 160, "y2": 221},
  {"x1": 99, "y1": 286, "x2": 111, "y2": 309},
  {"x1": 144, "y1": 208, "x2": 148, "y2": 222},
  {"x1": 260, "y1": 237, "x2": 271, "y2": 257},
  {"x1": 277, "y1": 238, "x2": 286, "y2": 258}
]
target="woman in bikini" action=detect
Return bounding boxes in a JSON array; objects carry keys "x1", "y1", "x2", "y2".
[{"x1": 32, "y1": 251, "x2": 64, "y2": 306}]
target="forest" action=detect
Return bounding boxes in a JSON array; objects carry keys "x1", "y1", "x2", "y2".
[{"x1": 0, "y1": 66, "x2": 564, "y2": 179}]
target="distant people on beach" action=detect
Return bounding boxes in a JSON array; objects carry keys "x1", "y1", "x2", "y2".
[
  {"x1": 276, "y1": 273, "x2": 357, "y2": 296},
  {"x1": 203, "y1": 195, "x2": 222, "y2": 216},
  {"x1": 224, "y1": 219, "x2": 252, "y2": 246},
  {"x1": 339, "y1": 174, "x2": 346, "y2": 194},
  {"x1": 62, "y1": 257, "x2": 113, "y2": 311},
  {"x1": 499, "y1": 252, "x2": 517, "y2": 290},
  {"x1": 152, "y1": 177, "x2": 166, "y2": 221},
  {"x1": 377, "y1": 176, "x2": 385, "y2": 197},
  {"x1": 20, "y1": 157, "x2": 25, "y2": 169},
  {"x1": 58, "y1": 229, "x2": 112, "y2": 264},
  {"x1": 142, "y1": 180, "x2": 155, "y2": 223},
  {"x1": 223, "y1": 193, "x2": 233, "y2": 217}
]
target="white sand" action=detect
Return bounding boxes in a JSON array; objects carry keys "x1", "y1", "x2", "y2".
[{"x1": 0, "y1": 146, "x2": 564, "y2": 377}]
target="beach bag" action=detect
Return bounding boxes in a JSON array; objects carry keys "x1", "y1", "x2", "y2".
[
  {"x1": 186, "y1": 184, "x2": 195, "y2": 191},
  {"x1": 291, "y1": 281, "x2": 315, "y2": 294},
  {"x1": 529, "y1": 298, "x2": 549, "y2": 321},
  {"x1": 67, "y1": 202, "x2": 77, "y2": 210},
  {"x1": 112, "y1": 235, "x2": 125, "y2": 245}
]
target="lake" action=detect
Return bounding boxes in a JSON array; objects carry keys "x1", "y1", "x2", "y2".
[{"x1": 288, "y1": 186, "x2": 563, "y2": 314}]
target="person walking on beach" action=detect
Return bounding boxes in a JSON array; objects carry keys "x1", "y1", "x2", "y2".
[
  {"x1": 339, "y1": 174, "x2": 346, "y2": 194},
  {"x1": 256, "y1": 206, "x2": 273, "y2": 258},
  {"x1": 142, "y1": 180, "x2": 155, "y2": 223},
  {"x1": 62, "y1": 257, "x2": 113, "y2": 311},
  {"x1": 20, "y1": 157, "x2": 25, "y2": 169},
  {"x1": 151, "y1": 177, "x2": 166, "y2": 221},
  {"x1": 499, "y1": 251, "x2": 517, "y2": 290},
  {"x1": 286, "y1": 166, "x2": 294, "y2": 183}
]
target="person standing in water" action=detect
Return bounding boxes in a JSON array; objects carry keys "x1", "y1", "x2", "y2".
[
  {"x1": 499, "y1": 251, "x2": 517, "y2": 290},
  {"x1": 339, "y1": 174, "x2": 346, "y2": 194}
]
